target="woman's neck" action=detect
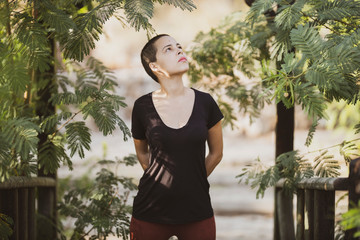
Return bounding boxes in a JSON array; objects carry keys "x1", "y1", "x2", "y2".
[{"x1": 157, "y1": 76, "x2": 186, "y2": 98}]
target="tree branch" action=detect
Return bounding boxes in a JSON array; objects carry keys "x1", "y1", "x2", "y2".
[
  {"x1": 50, "y1": 98, "x2": 96, "y2": 139},
  {"x1": 305, "y1": 137, "x2": 360, "y2": 155}
]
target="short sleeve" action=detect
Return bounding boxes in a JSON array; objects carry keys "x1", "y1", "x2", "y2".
[
  {"x1": 131, "y1": 99, "x2": 146, "y2": 140},
  {"x1": 207, "y1": 94, "x2": 224, "y2": 129}
]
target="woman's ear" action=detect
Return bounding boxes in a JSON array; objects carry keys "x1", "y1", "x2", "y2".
[{"x1": 149, "y1": 63, "x2": 158, "y2": 72}]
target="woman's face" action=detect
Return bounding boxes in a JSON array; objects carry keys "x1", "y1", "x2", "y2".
[{"x1": 151, "y1": 36, "x2": 189, "y2": 78}]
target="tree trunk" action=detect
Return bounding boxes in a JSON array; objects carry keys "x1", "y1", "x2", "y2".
[
  {"x1": 274, "y1": 102, "x2": 295, "y2": 240},
  {"x1": 33, "y1": 1, "x2": 57, "y2": 239}
]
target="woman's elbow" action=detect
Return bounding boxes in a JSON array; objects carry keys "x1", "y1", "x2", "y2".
[{"x1": 214, "y1": 151, "x2": 223, "y2": 164}]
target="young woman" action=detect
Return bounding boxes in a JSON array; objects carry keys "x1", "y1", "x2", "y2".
[{"x1": 130, "y1": 34, "x2": 224, "y2": 240}]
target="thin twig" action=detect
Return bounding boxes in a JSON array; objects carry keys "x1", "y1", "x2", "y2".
[
  {"x1": 306, "y1": 137, "x2": 360, "y2": 155},
  {"x1": 51, "y1": 109, "x2": 81, "y2": 139},
  {"x1": 51, "y1": 98, "x2": 97, "y2": 139},
  {"x1": 79, "y1": 226, "x2": 95, "y2": 239}
]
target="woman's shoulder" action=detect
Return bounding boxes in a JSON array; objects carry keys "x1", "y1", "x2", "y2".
[
  {"x1": 133, "y1": 92, "x2": 153, "y2": 112},
  {"x1": 192, "y1": 88, "x2": 215, "y2": 101},
  {"x1": 134, "y1": 92, "x2": 152, "y2": 104}
]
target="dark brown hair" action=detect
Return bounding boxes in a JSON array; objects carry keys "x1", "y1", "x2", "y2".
[{"x1": 140, "y1": 34, "x2": 169, "y2": 82}]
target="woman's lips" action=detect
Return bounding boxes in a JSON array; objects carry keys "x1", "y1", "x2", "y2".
[{"x1": 178, "y1": 57, "x2": 187, "y2": 62}]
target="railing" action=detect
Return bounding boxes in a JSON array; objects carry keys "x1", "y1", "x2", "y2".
[
  {"x1": 276, "y1": 158, "x2": 360, "y2": 240},
  {"x1": 0, "y1": 176, "x2": 56, "y2": 240}
]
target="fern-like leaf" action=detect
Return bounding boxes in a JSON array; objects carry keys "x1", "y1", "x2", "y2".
[
  {"x1": 86, "y1": 56, "x2": 118, "y2": 89},
  {"x1": 2, "y1": 118, "x2": 40, "y2": 160},
  {"x1": 50, "y1": 92, "x2": 79, "y2": 105},
  {"x1": 298, "y1": 158, "x2": 314, "y2": 179},
  {"x1": 317, "y1": 0, "x2": 360, "y2": 22},
  {"x1": 280, "y1": 52, "x2": 298, "y2": 74},
  {"x1": 65, "y1": 121, "x2": 91, "y2": 158},
  {"x1": 270, "y1": 28, "x2": 292, "y2": 60},
  {"x1": 305, "y1": 63, "x2": 340, "y2": 90},
  {"x1": 40, "y1": 1, "x2": 76, "y2": 34},
  {"x1": 155, "y1": 0, "x2": 196, "y2": 11},
  {"x1": 295, "y1": 82, "x2": 328, "y2": 120},
  {"x1": 0, "y1": 136, "x2": 12, "y2": 182},
  {"x1": 61, "y1": 1, "x2": 121, "y2": 61},
  {"x1": 313, "y1": 150, "x2": 340, "y2": 177},
  {"x1": 341, "y1": 200, "x2": 360, "y2": 237},
  {"x1": 290, "y1": 23, "x2": 324, "y2": 61},
  {"x1": 82, "y1": 101, "x2": 117, "y2": 136},
  {"x1": 339, "y1": 141, "x2": 360, "y2": 165},
  {"x1": 117, "y1": 118, "x2": 131, "y2": 141},
  {"x1": 124, "y1": 0, "x2": 154, "y2": 32},
  {"x1": 306, "y1": 59, "x2": 358, "y2": 102},
  {"x1": 0, "y1": 60, "x2": 29, "y2": 94},
  {"x1": 246, "y1": 0, "x2": 276, "y2": 25},
  {"x1": 216, "y1": 98, "x2": 237, "y2": 129},
  {"x1": 305, "y1": 118, "x2": 319, "y2": 147},
  {"x1": 40, "y1": 112, "x2": 72, "y2": 133},
  {"x1": 275, "y1": 0, "x2": 305, "y2": 30},
  {"x1": 61, "y1": 29, "x2": 97, "y2": 62},
  {"x1": 15, "y1": 20, "x2": 52, "y2": 72},
  {"x1": 38, "y1": 137, "x2": 72, "y2": 174},
  {"x1": 103, "y1": 93, "x2": 127, "y2": 111},
  {"x1": 355, "y1": 123, "x2": 360, "y2": 134},
  {"x1": 327, "y1": 42, "x2": 360, "y2": 74}
]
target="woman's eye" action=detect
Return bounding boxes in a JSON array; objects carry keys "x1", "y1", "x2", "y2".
[{"x1": 166, "y1": 47, "x2": 171, "y2": 52}]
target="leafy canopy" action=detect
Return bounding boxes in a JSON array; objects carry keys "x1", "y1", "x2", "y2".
[
  {"x1": 0, "y1": 0, "x2": 196, "y2": 181},
  {"x1": 188, "y1": 0, "x2": 360, "y2": 198}
]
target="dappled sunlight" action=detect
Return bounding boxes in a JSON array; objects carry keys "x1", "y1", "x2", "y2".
[{"x1": 145, "y1": 151, "x2": 175, "y2": 189}]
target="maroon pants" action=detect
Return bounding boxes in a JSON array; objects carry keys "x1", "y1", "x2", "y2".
[{"x1": 129, "y1": 216, "x2": 216, "y2": 240}]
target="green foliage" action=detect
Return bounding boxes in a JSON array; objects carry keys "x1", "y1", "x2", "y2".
[
  {"x1": 189, "y1": 2, "x2": 359, "y2": 236},
  {"x1": 1, "y1": 118, "x2": 40, "y2": 160},
  {"x1": 188, "y1": 0, "x2": 360, "y2": 139},
  {"x1": 0, "y1": 118, "x2": 40, "y2": 180},
  {"x1": 305, "y1": 118, "x2": 319, "y2": 147},
  {"x1": 124, "y1": 0, "x2": 155, "y2": 33},
  {"x1": 238, "y1": 147, "x2": 347, "y2": 198},
  {"x1": 290, "y1": 23, "x2": 324, "y2": 62},
  {"x1": 275, "y1": 0, "x2": 305, "y2": 30},
  {"x1": 65, "y1": 122, "x2": 91, "y2": 158},
  {"x1": 61, "y1": 1, "x2": 122, "y2": 61},
  {"x1": 155, "y1": 0, "x2": 196, "y2": 11},
  {"x1": 38, "y1": 136, "x2": 72, "y2": 175},
  {"x1": 237, "y1": 137, "x2": 360, "y2": 198},
  {"x1": 58, "y1": 154, "x2": 138, "y2": 240},
  {"x1": 238, "y1": 151, "x2": 314, "y2": 198},
  {"x1": 339, "y1": 141, "x2": 360, "y2": 165},
  {"x1": 189, "y1": 1, "x2": 360, "y2": 204},
  {"x1": 246, "y1": 0, "x2": 275, "y2": 25},
  {"x1": 313, "y1": 150, "x2": 340, "y2": 177},
  {"x1": 317, "y1": 0, "x2": 360, "y2": 21},
  {"x1": 341, "y1": 200, "x2": 360, "y2": 238},
  {"x1": 0, "y1": 213, "x2": 13, "y2": 240},
  {"x1": 355, "y1": 124, "x2": 360, "y2": 134},
  {"x1": 0, "y1": 0, "x2": 196, "y2": 183},
  {"x1": 188, "y1": 12, "x2": 272, "y2": 126}
]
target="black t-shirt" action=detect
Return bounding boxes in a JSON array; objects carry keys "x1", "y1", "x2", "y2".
[{"x1": 131, "y1": 88, "x2": 223, "y2": 224}]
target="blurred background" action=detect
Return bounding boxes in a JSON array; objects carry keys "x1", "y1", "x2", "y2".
[{"x1": 58, "y1": 0, "x2": 355, "y2": 239}]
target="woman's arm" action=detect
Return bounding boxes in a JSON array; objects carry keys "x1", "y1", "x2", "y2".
[
  {"x1": 205, "y1": 121, "x2": 223, "y2": 177},
  {"x1": 133, "y1": 138, "x2": 150, "y2": 171}
]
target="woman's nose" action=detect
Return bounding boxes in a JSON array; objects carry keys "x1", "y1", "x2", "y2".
[{"x1": 177, "y1": 48, "x2": 183, "y2": 55}]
